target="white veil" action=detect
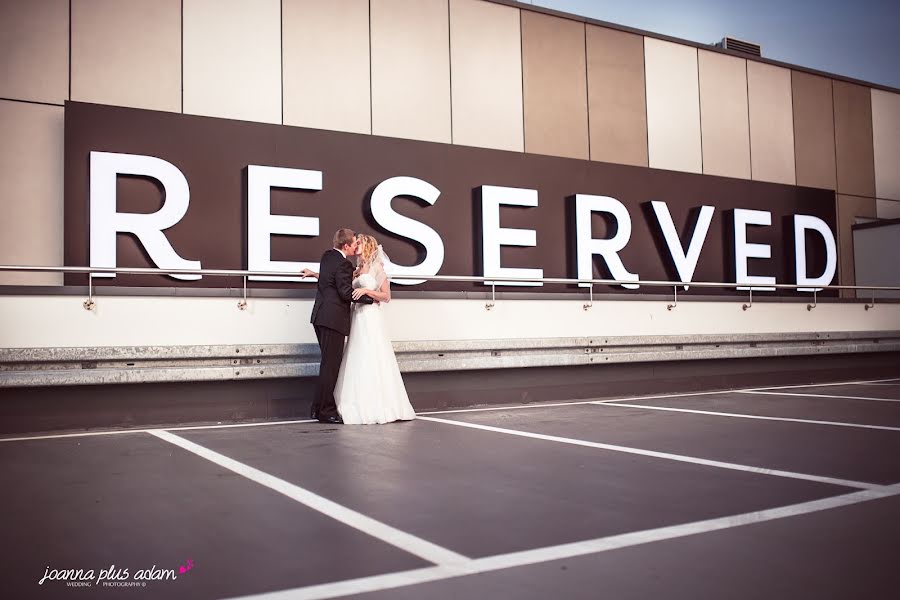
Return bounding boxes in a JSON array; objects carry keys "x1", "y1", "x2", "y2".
[{"x1": 367, "y1": 244, "x2": 391, "y2": 289}]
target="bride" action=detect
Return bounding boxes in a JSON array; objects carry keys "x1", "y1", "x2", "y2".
[{"x1": 304, "y1": 234, "x2": 416, "y2": 425}]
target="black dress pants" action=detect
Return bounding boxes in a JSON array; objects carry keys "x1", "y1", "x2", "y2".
[{"x1": 313, "y1": 324, "x2": 345, "y2": 419}]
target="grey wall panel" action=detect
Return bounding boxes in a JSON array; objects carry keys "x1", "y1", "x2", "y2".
[
  {"x1": 698, "y1": 50, "x2": 750, "y2": 179},
  {"x1": 748, "y1": 62, "x2": 795, "y2": 185},
  {"x1": 449, "y1": 0, "x2": 524, "y2": 152},
  {"x1": 0, "y1": 0, "x2": 68, "y2": 105},
  {"x1": 283, "y1": 0, "x2": 371, "y2": 134},
  {"x1": 71, "y1": 0, "x2": 181, "y2": 113},
  {"x1": 183, "y1": 0, "x2": 282, "y2": 124},
  {"x1": 833, "y1": 81, "x2": 876, "y2": 198},
  {"x1": 371, "y1": 0, "x2": 452, "y2": 144},
  {"x1": 521, "y1": 11, "x2": 589, "y2": 160},
  {"x1": 0, "y1": 101, "x2": 63, "y2": 285},
  {"x1": 644, "y1": 38, "x2": 702, "y2": 174},
  {"x1": 791, "y1": 71, "x2": 837, "y2": 191},
  {"x1": 586, "y1": 25, "x2": 648, "y2": 167},
  {"x1": 872, "y1": 89, "x2": 900, "y2": 201}
]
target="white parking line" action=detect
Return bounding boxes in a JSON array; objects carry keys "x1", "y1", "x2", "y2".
[
  {"x1": 224, "y1": 482, "x2": 900, "y2": 600},
  {"x1": 147, "y1": 429, "x2": 468, "y2": 567},
  {"x1": 417, "y1": 416, "x2": 876, "y2": 490},
  {"x1": 746, "y1": 377, "x2": 900, "y2": 392},
  {"x1": 418, "y1": 390, "x2": 729, "y2": 416},
  {"x1": 593, "y1": 402, "x2": 900, "y2": 432},
  {"x1": 739, "y1": 391, "x2": 900, "y2": 403}
]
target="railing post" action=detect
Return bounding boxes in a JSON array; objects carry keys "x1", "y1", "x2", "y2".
[
  {"x1": 865, "y1": 289, "x2": 876, "y2": 311},
  {"x1": 667, "y1": 285, "x2": 677, "y2": 311},
  {"x1": 742, "y1": 287, "x2": 753, "y2": 311},
  {"x1": 807, "y1": 288, "x2": 817, "y2": 311},
  {"x1": 238, "y1": 275, "x2": 248, "y2": 310},
  {"x1": 485, "y1": 282, "x2": 495, "y2": 310},
  {"x1": 583, "y1": 284, "x2": 593, "y2": 310},
  {"x1": 82, "y1": 273, "x2": 95, "y2": 310}
]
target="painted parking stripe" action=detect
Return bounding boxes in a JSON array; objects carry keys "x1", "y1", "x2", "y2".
[
  {"x1": 417, "y1": 416, "x2": 876, "y2": 490},
  {"x1": 419, "y1": 390, "x2": 729, "y2": 416},
  {"x1": 225, "y1": 482, "x2": 900, "y2": 600},
  {"x1": 147, "y1": 429, "x2": 468, "y2": 567},
  {"x1": 593, "y1": 402, "x2": 900, "y2": 432},
  {"x1": 739, "y1": 390, "x2": 900, "y2": 403},
  {"x1": 746, "y1": 377, "x2": 900, "y2": 392}
]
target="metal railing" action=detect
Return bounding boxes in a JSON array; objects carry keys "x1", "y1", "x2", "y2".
[{"x1": 1, "y1": 264, "x2": 898, "y2": 312}]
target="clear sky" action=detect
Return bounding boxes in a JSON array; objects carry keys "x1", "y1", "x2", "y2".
[{"x1": 528, "y1": 0, "x2": 900, "y2": 90}]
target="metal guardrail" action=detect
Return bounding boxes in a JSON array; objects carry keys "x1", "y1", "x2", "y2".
[{"x1": 2, "y1": 264, "x2": 898, "y2": 312}]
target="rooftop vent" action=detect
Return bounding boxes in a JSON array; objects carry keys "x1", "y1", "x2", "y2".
[{"x1": 714, "y1": 37, "x2": 761, "y2": 57}]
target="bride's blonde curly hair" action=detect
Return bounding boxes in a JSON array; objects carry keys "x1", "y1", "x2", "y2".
[{"x1": 356, "y1": 234, "x2": 380, "y2": 267}]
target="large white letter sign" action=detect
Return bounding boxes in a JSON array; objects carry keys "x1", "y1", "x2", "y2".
[
  {"x1": 650, "y1": 201, "x2": 714, "y2": 290},
  {"x1": 574, "y1": 195, "x2": 639, "y2": 289},
  {"x1": 247, "y1": 165, "x2": 321, "y2": 282},
  {"x1": 733, "y1": 208, "x2": 775, "y2": 290},
  {"x1": 480, "y1": 185, "x2": 543, "y2": 287},
  {"x1": 90, "y1": 151, "x2": 200, "y2": 280},
  {"x1": 369, "y1": 176, "x2": 445, "y2": 286},
  {"x1": 794, "y1": 215, "x2": 837, "y2": 292}
]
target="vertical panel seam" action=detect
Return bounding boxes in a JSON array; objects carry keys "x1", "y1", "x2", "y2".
[
  {"x1": 368, "y1": 0, "x2": 373, "y2": 135},
  {"x1": 642, "y1": 36, "x2": 650, "y2": 167},
  {"x1": 746, "y1": 61, "x2": 754, "y2": 180},
  {"x1": 280, "y1": 0, "x2": 284, "y2": 125},
  {"x1": 181, "y1": 0, "x2": 184, "y2": 113},
  {"x1": 583, "y1": 22, "x2": 591, "y2": 161},
  {"x1": 790, "y1": 70, "x2": 798, "y2": 185},
  {"x1": 696, "y1": 48, "x2": 704, "y2": 175},
  {"x1": 68, "y1": 0, "x2": 72, "y2": 101},
  {"x1": 447, "y1": 0, "x2": 453, "y2": 145},
  {"x1": 519, "y1": 8, "x2": 526, "y2": 154}
]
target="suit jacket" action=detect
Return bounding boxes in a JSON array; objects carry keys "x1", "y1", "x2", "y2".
[{"x1": 310, "y1": 248, "x2": 372, "y2": 336}]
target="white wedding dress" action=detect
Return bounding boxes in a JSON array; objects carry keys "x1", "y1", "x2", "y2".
[{"x1": 334, "y1": 268, "x2": 416, "y2": 425}]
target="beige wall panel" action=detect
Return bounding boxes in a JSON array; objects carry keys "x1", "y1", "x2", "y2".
[
  {"x1": 449, "y1": 0, "x2": 523, "y2": 152},
  {"x1": 586, "y1": 26, "x2": 647, "y2": 167},
  {"x1": 698, "y1": 50, "x2": 750, "y2": 179},
  {"x1": 791, "y1": 71, "x2": 836, "y2": 190},
  {"x1": 521, "y1": 12, "x2": 588, "y2": 160},
  {"x1": 747, "y1": 62, "x2": 795, "y2": 185},
  {"x1": 183, "y1": 0, "x2": 281, "y2": 124},
  {"x1": 836, "y1": 194, "x2": 876, "y2": 292},
  {"x1": 371, "y1": 0, "x2": 451, "y2": 143},
  {"x1": 644, "y1": 38, "x2": 702, "y2": 173},
  {"x1": 833, "y1": 81, "x2": 876, "y2": 198},
  {"x1": 0, "y1": 101, "x2": 63, "y2": 286},
  {"x1": 876, "y1": 199, "x2": 900, "y2": 219},
  {"x1": 71, "y1": 0, "x2": 181, "y2": 113},
  {"x1": 872, "y1": 89, "x2": 900, "y2": 201},
  {"x1": 0, "y1": 0, "x2": 68, "y2": 104},
  {"x1": 283, "y1": 0, "x2": 370, "y2": 134}
]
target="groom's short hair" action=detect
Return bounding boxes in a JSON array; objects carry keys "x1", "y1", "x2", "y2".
[{"x1": 333, "y1": 228, "x2": 356, "y2": 249}]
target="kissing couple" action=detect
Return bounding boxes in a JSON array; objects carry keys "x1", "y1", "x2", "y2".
[{"x1": 302, "y1": 228, "x2": 416, "y2": 425}]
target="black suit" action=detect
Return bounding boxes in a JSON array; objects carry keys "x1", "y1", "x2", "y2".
[{"x1": 310, "y1": 248, "x2": 372, "y2": 420}]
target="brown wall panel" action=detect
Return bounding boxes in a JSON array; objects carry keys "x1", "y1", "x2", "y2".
[
  {"x1": 833, "y1": 81, "x2": 876, "y2": 198},
  {"x1": 521, "y1": 12, "x2": 589, "y2": 160},
  {"x1": 791, "y1": 71, "x2": 837, "y2": 191},
  {"x1": 586, "y1": 26, "x2": 647, "y2": 167}
]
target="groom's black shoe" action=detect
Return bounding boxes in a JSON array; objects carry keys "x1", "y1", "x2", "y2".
[
  {"x1": 318, "y1": 415, "x2": 343, "y2": 424},
  {"x1": 310, "y1": 408, "x2": 318, "y2": 420}
]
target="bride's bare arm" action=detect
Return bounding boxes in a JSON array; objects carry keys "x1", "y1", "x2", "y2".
[
  {"x1": 352, "y1": 278, "x2": 391, "y2": 303},
  {"x1": 300, "y1": 268, "x2": 319, "y2": 279}
]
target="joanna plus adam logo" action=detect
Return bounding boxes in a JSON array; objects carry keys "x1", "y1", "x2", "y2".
[{"x1": 37, "y1": 559, "x2": 194, "y2": 589}]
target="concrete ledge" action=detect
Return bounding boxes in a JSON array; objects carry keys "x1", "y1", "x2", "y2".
[{"x1": 2, "y1": 331, "x2": 899, "y2": 387}]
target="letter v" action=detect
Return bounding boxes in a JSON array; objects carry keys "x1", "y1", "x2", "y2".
[{"x1": 650, "y1": 201, "x2": 714, "y2": 290}]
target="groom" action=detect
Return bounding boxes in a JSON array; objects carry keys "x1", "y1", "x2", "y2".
[{"x1": 309, "y1": 228, "x2": 374, "y2": 424}]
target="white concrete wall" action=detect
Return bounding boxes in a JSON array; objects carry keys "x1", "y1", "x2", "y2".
[{"x1": 1, "y1": 296, "x2": 897, "y2": 349}]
